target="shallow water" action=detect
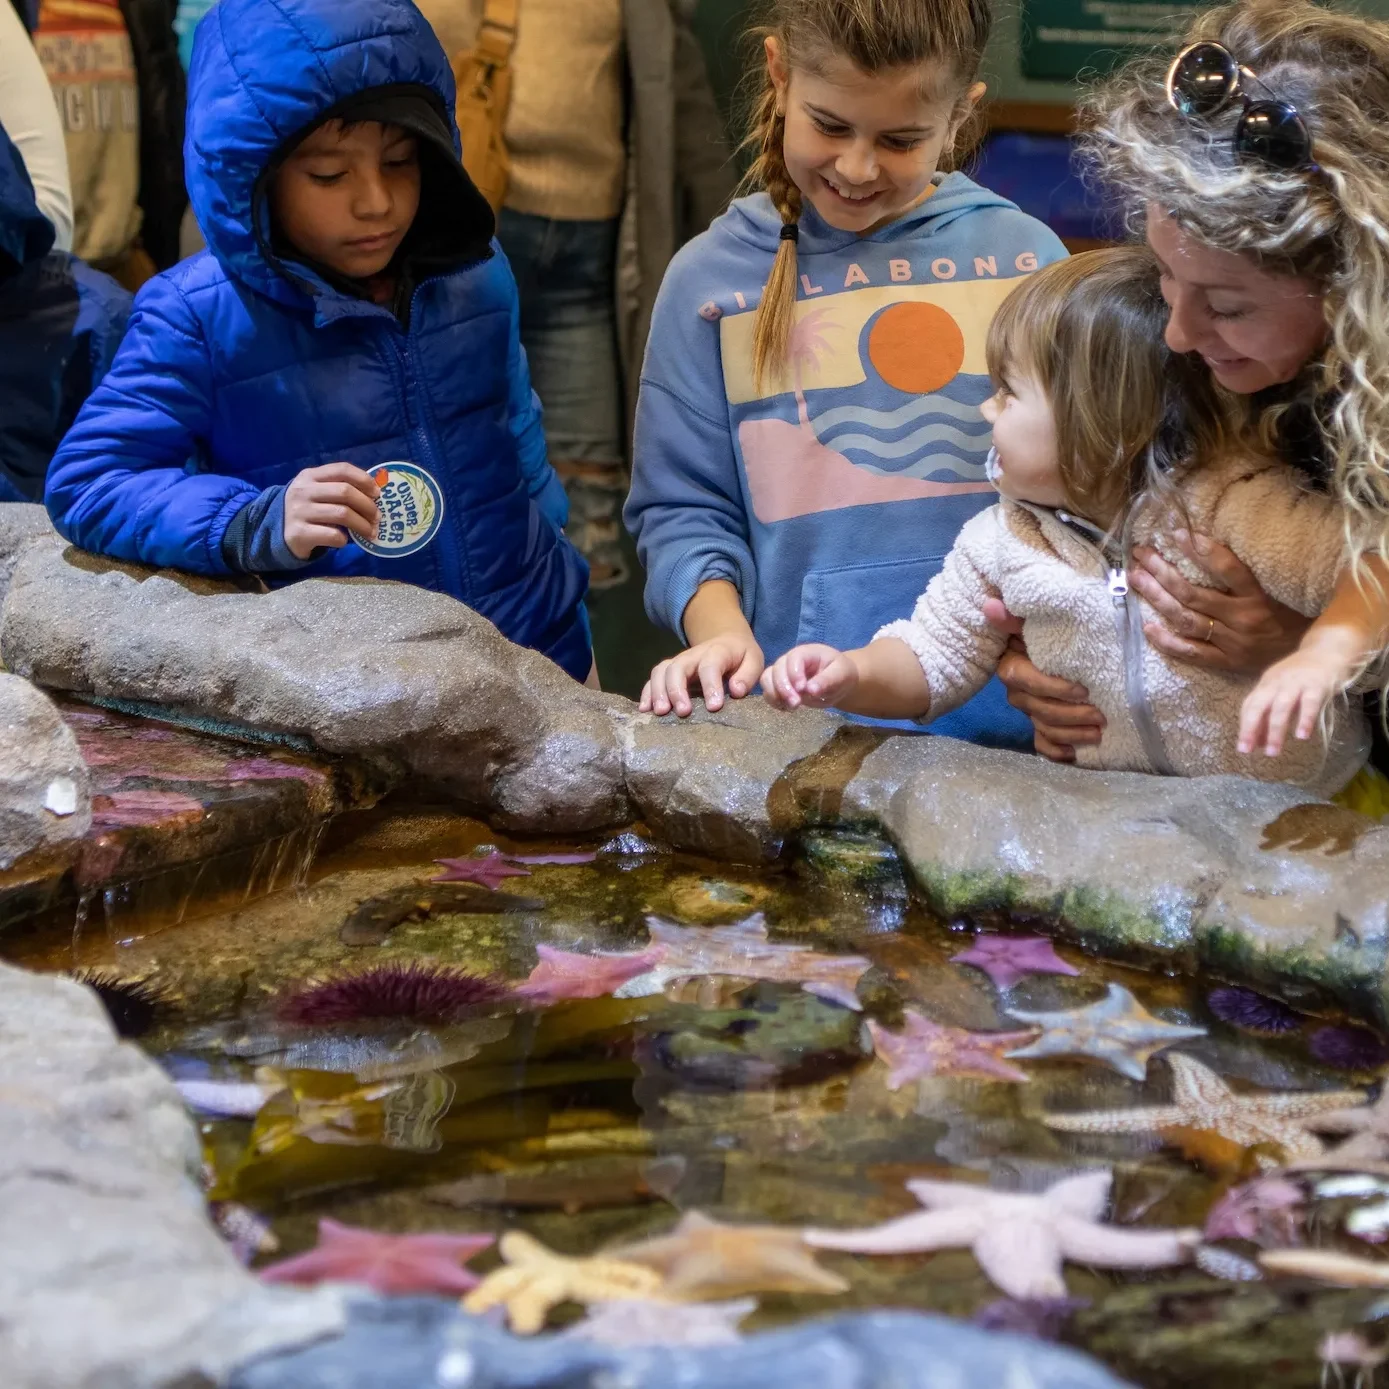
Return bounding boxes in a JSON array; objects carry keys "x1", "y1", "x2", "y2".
[{"x1": 7, "y1": 800, "x2": 1389, "y2": 1386}]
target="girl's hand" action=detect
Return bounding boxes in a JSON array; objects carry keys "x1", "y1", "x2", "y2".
[
  {"x1": 1129, "y1": 531, "x2": 1311, "y2": 673},
  {"x1": 1238, "y1": 648, "x2": 1349, "y2": 758},
  {"x1": 761, "y1": 644, "x2": 858, "y2": 710},
  {"x1": 639, "y1": 634, "x2": 765, "y2": 717},
  {"x1": 283, "y1": 462, "x2": 381, "y2": 560},
  {"x1": 986, "y1": 599, "x2": 1104, "y2": 763}
]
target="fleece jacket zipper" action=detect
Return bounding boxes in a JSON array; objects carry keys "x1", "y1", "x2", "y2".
[{"x1": 1042, "y1": 505, "x2": 1177, "y2": 777}]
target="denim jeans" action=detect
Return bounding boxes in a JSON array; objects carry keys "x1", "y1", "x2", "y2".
[{"x1": 497, "y1": 208, "x2": 627, "y2": 587}]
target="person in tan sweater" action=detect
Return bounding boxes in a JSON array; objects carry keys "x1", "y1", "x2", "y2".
[
  {"x1": 414, "y1": 0, "x2": 733, "y2": 590},
  {"x1": 762, "y1": 247, "x2": 1379, "y2": 805}
]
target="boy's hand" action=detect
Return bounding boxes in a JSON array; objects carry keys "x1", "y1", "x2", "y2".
[
  {"x1": 639, "y1": 634, "x2": 764, "y2": 717},
  {"x1": 283, "y1": 462, "x2": 381, "y2": 560},
  {"x1": 762, "y1": 644, "x2": 858, "y2": 710},
  {"x1": 1238, "y1": 648, "x2": 1350, "y2": 758}
]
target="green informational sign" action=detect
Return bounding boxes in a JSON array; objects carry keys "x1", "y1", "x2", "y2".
[{"x1": 1021, "y1": 0, "x2": 1203, "y2": 82}]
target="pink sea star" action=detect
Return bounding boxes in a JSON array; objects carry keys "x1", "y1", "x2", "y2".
[
  {"x1": 868, "y1": 1009, "x2": 1037, "y2": 1087},
  {"x1": 259, "y1": 1218, "x2": 493, "y2": 1295},
  {"x1": 615, "y1": 914, "x2": 871, "y2": 1012},
  {"x1": 1203, "y1": 1175, "x2": 1305, "y2": 1244},
  {"x1": 805, "y1": 1170, "x2": 1198, "y2": 1301},
  {"x1": 950, "y1": 933, "x2": 1081, "y2": 991},
  {"x1": 513, "y1": 943, "x2": 667, "y2": 1002},
  {"x1": 433, "y1": 851, "x2": 533, "y2": 892}
]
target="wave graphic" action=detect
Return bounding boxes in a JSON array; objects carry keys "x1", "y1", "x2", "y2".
[
  {"x1": 825, "y1": 421, "x2": 991, "y2": 461},
  {"x1": 813, "y1": 393, "x2": 989, "y2": 435},
  {"x1": 853, "y1": 456, "x2": 989, "y2": 483}
]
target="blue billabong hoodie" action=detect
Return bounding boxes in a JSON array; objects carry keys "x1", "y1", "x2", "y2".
[{"x1": 626, "y1": 176, "x2": 1067, "y2": 746}]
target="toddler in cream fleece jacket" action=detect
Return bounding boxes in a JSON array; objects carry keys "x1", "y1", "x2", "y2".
[{"x1": 762, "y1": 247, "x2": 1371, "y2": 799}]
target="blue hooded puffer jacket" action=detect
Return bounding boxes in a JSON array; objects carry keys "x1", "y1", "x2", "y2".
[
  {"x1": 45, "y1": 0, "x2": 592, "y2": 680},
  {"x1": 0, "y1": 121, "x2": 131, "y2": 503}
]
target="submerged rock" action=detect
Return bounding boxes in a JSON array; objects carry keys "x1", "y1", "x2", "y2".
[{"x1": 634, "y1": 984, "x2": 868, "y2": 1091}]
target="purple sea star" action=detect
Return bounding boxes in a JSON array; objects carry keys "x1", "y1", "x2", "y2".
[
  {"x1": 868, "y1": 1009, "x2": 1037, "y2": 1087},
  {"x1": 950, "y1": 933, "x2": 1080, "y2": 991},
  {"x1": 432, "y1": 851, "x2": 533, "y2": 891},
  {"x1": 513, "y1": 943, "x2": 667, "y2": 1002},
  {"x1": 259, "y1": 1218, "x2": 493, "y2": 1295},
  {"x1": 805, "y1": 1170, "x2": 1199, "y2": 1301}
]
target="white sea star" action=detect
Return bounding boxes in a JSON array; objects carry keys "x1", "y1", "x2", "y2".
[
  {"x1": 1005, "y1": 983, "x2": 1207, "y2": 1081},
  {"x1": 1043, "y1": 1052, "x2": 1366, "y2": 1164},
  {"x1": 804, "y1": 1169, "x2": 1199, "y2": 1300}
]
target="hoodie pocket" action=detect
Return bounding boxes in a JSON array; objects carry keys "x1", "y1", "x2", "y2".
[{"x1": 797, "y1": 554, "x2": 945, "y2": 651}]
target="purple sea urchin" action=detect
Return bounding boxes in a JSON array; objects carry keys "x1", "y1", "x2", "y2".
[
  {"x1": 1310, "y1": 1025, "x2": 1389, "y2": 1073},
  {"x1": 1206, "y1": 986, "x2": 1301, "y2": 1036},
  {"x1": 276, "y1": 963, "x2": 509, "y2": 1026},
  {"x1": 70, "y1": 969, "x2": 171, "y2": 1038}
]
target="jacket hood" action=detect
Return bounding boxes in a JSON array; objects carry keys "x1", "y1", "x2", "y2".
[
  {"x1": 0, "y1": 124, "x2": 55, "y2": 277},
  {"x1": 184, "y1": 0, "x2": 481, "y2": 303},
  {"x1": 721, "y1": 172, "x2": 1022, "y2": 255}
]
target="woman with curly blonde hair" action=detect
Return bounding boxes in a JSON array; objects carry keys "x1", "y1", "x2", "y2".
[{"x1": 998, "y1": 0, "x2": 1389, "y2": 807}]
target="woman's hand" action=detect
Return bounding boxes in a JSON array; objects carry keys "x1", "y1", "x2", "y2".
[
  {"x1": 1129, "y1": 530, "x2": 1311, "y2": 673},
  {"x1": 761, "y1": 644, "x2": 858, "y2": 710},
  {"x1": 282, "y1": 462, "x2": 380, "y2": 559},
  {"x1": 1237, "y1": 647, "x2": 1347, "y2": 758},
  {"x1": 986, "y1": 599, "x2": 1105, "y2": 763},
  {"x1": 639, "y1": 632, "x2": 764, "y2": 718}
]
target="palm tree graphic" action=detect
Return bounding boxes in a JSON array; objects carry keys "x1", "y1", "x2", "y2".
[{"x1": 785, "y1": 307, "x2": 836, "y2": 434}]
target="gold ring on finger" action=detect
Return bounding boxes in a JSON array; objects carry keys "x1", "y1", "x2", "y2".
[{"x1": 1203, "y1": 617, "x2": 1215, "y2": 644}]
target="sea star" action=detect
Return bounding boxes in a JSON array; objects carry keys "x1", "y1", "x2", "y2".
[
  {"x1": 513, "y1": 943, "x2": 667, "y2": 1003},
  {"x1": 804, "y1": 1170, "x2": 1198, "y2": 1301},
  {"x1": 1042, "y1": 1052, "x2": 1366, "y2": 1164},
  {"x1": 950, "y1": 934, "x2": 1081, "y2": 992},
  {"x1": 259, "y1": 1218, "x2": 493, "y2": 1295},
  {"x1": 432, "y1": 851, "x2": 533, "y2": 891},
  {"x1": 462, "y1": 1231, "x2": 663, "y2": 1334},
  {"x1": 1005, "y1": 983, "x2": 1207, "y2": 1081},
  {"x1": 562, "y1": 1297, "x2": 754, "y2": 1348},
  {"x1": 1295, "y1": 1087, "x2": 1389, "y2": 1170},
  {"x1": 614, "y1": 914, "x2": 871, "y2": 1012},
  {"x1": 606, "y1": 1210, "x2": 849, "y2": 1300},
  {"x1": 1260, "y1": 1247, "x2": 1389, "y2": 1286},
  {"x1": 868, "y1": 1009, "x2": 1037, "y2": 1088},
  {"x1": 1203, "y1": 1175, "x2": 1305, "y2": 1243}
]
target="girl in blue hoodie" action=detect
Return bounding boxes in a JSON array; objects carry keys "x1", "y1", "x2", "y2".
[
  {"x1": 626, "y1": 0, "x2": 1066, "y2": 742},
  {"x1": 45, "y1": 0, "x2": 592, "y2": 683}
]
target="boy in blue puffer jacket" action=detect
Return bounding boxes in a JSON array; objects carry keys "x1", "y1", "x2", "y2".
[{"x1": 45, "y1": 0, "x2": 593, "y2": 682}]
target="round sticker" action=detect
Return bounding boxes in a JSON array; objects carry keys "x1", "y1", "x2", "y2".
[{"x1": 355, "y1": 462, "x2": 445, "y2": 558}]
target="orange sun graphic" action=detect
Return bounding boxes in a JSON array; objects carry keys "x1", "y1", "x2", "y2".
[{"x1": 866, "y1": 301, "x2": 967, "y2": 395}]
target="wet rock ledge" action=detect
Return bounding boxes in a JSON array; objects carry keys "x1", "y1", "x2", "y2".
[{"x1": 3, "y1": 518, "x2": 1389, "y2": 1025}]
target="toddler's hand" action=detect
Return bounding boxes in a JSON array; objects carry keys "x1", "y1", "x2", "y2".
[
  {"x1": 639, "y1": 634, "x2": 764, "y2": 717},
  {"x1": 1238, "y1": 649, "x2": 1350, "y2": 758},
  {"x1": 283, "y1": 462, "x2": 382, "y2": 560},
  {"x1": 762, "y1": 644, "x2": 858, "y2": 710}
]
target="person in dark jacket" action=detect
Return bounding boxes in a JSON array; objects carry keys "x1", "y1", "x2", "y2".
[
  {"x1": 45, "y1": 0, "x2": 592, "y2": 682},
  {"x1": 0, "y1": 119, "x2": 129, "y2": 503}
]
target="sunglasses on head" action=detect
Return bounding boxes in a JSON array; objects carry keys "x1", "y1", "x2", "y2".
[{"x1": 1166, "y1": 41, "x2": 1318, "y2": 173}]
